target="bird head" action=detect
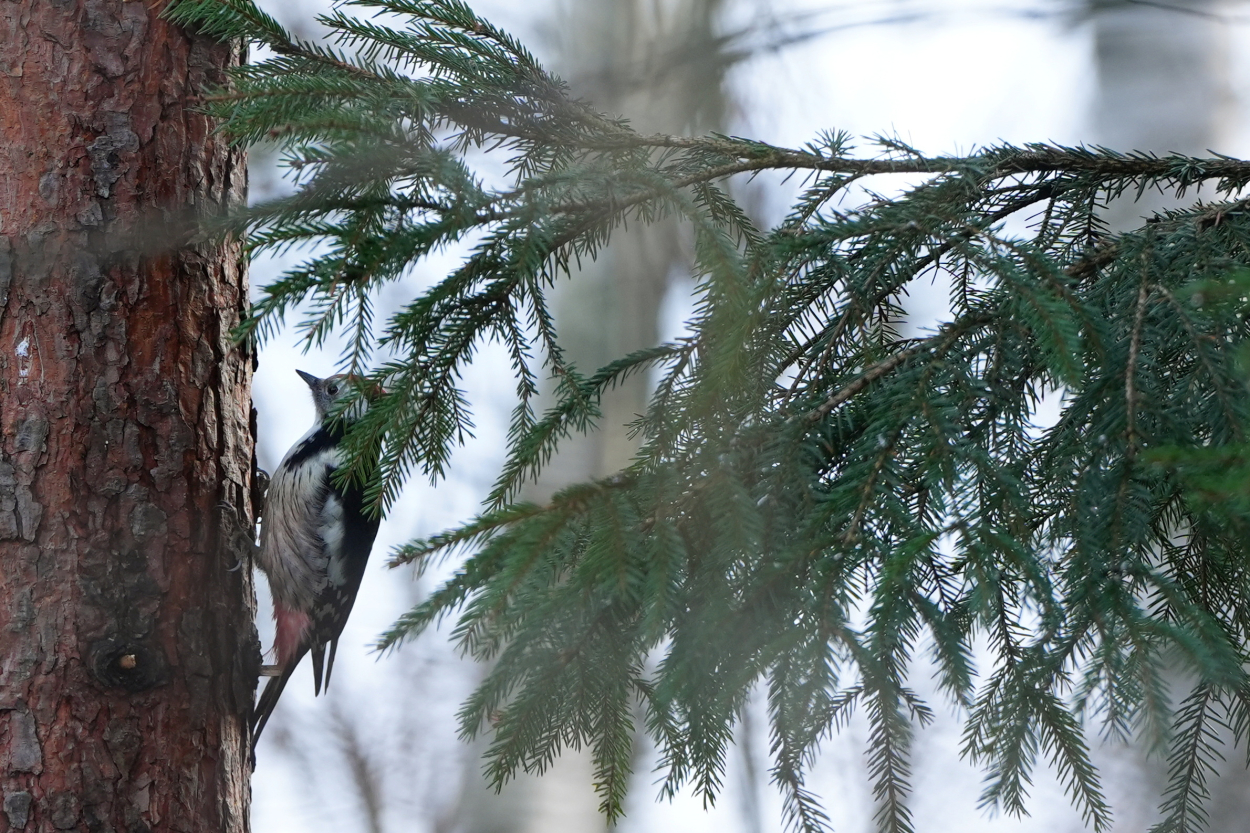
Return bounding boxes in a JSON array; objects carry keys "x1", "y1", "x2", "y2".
[{"x1": 296, "y1": 370, "x2": 381, "y2": 423}]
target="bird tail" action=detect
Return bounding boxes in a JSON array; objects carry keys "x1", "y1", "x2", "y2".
[
  {"x1": 252, "y1": 604, "x2": 313, "y2": 758},
  {"x1": 252, "y1": 662, "x2": 297, "y2": 750},
  {"x1": 309, "y1": 639, "x2": 343, "y2": 695}
]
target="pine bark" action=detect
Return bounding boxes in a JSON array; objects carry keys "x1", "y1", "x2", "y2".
[{"x1": 0, "y1": 2, "x2": 256, "y2": 832}]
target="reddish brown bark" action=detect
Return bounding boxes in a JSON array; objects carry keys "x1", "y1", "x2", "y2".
[{"x1": 0, "y1": 2, "x2": 255, "y2": 831}]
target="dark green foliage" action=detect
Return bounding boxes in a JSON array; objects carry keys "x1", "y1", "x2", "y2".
[{"x1": 167, "y1": 1, "x2": 1250, "y2": 829}]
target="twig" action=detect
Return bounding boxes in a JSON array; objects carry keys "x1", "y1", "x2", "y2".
[{"x1": 804, "y1": 314, "x2": 989, "y2": 423}]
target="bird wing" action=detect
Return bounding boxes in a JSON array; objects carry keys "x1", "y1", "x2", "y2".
[{"x1": 307, "y1": 470, "x2": 381, "y2": 693}]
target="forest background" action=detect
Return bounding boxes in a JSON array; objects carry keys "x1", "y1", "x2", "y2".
[{"x1": 239, "y1": 1, "x2": 1250, "y2": 832}]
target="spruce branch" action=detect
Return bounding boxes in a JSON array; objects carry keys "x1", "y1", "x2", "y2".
[{"x1": 165, "y1": 0, "x2": 1250, "y2": 828}]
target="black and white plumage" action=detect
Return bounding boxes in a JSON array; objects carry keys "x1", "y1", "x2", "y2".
[{"x1": 251, "y1": 369, "x2": 382, "y2": 748}]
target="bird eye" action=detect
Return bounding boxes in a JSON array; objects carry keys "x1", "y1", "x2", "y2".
[{"x1": 326, "y1": 383, "x2": 339, "y2": 396}]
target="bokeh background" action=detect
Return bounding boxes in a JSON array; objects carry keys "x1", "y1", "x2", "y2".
[{"x1": 245, "y1": 1, "x2": 1250, "y2": 830}]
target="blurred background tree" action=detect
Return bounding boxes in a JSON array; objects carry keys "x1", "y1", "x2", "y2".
[
  {"x1": 1078, "y1": 2, "x2": 1243, "y2": 832},
  {"x1": 453, "y1": 2, "x2": 738, "y2": 832}
]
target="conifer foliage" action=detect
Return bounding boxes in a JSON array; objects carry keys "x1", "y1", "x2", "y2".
[{"x1": 167, "y1": 1, "x2": 1250, "y2": 829}]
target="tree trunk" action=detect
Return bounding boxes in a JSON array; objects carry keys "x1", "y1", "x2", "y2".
[
  {"x1": 0, "y1": 2, "x2": 255, "y2": 832},
  {"x1": 1091, "y1": 0, "x2": 1231, "y2": 227}
]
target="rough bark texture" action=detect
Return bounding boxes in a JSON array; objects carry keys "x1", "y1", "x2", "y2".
[{"x1": 0, "y1": 2, "x2": 255, "y2": 832}]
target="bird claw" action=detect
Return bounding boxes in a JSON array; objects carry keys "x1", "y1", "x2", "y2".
[
  {"x1": 260, "y1": 665, "x2": 282, "y2": 677},
  {"x1": 217, "y1": 502, "x2": 259, "y2": 566},
  {"x1": 252, "y1": 468, "x2": 271, "y2": 518}
]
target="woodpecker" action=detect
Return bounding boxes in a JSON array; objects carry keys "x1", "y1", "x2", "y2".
[{"x1": 251, "y1": 369, "x2": 382, "y2": 748}]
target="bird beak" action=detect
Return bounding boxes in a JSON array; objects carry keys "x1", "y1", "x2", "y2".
[{"x1": 296, "y1": 369, "x2": 319, "y2": 387}]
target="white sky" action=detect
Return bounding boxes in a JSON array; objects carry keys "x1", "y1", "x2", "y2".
[{"x1": 245, "y1": 2, "x2": 1250, "y2": 832}]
